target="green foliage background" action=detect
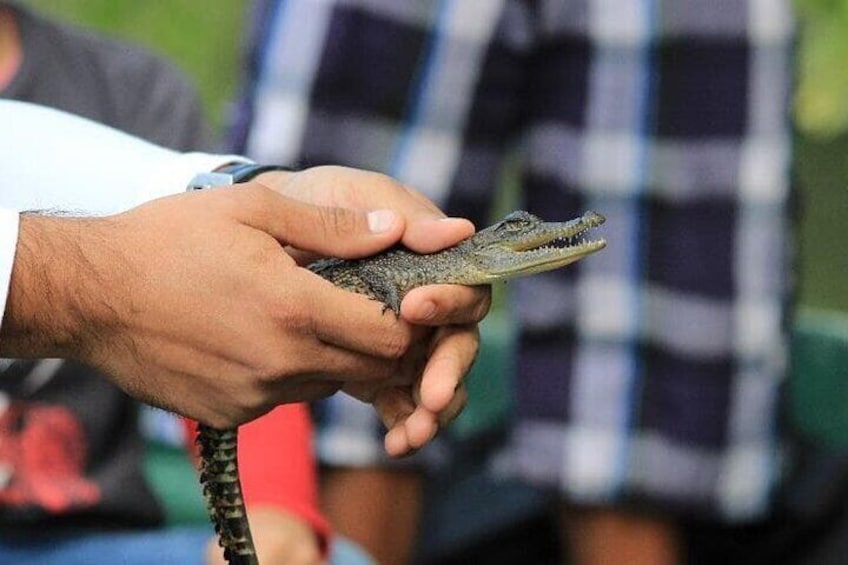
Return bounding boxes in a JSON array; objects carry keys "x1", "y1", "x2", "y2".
[
  {"x1": 796, "y1": 0, "x2": 848, "y2": 137},
  {"x1": 25, "y1": 0, "x2": 249, "y2": 131},
  {"x1": 794, "y1": 1, "x2": 848, "y2": 313},
  {"x1": 22, "y1": 0, "x2": 848, "y2": 312}
]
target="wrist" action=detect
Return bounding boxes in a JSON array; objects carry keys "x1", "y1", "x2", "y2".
[
  {"x1": 253, "y1": 168, "x2": 296, "y2": 189},
  {"x1": 186, "y1": 163, "x2": 291, "y2": 191}
]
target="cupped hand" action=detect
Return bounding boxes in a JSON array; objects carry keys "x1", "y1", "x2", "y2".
[
  {"x1": 343, "y1": 284, "x2": 489, "y2": 457},
  {"x1": 258, "y1": 166, "x2": 492, "y2": 456}
]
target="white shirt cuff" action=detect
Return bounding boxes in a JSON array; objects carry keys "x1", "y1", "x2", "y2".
[
  {"x1": 137, "y1": 152, "x2": 252, "y2": 203},
  {"x1": 0, "y1": 208, "x2": 21, "y2": 339}
]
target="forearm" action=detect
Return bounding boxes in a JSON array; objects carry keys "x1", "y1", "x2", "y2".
[
  {"x1": 0, "y1": 213, "x2": 122, "y2": 359},
  {"x1": 0, "y1": 100, "x2": 248, "y2": 351},
  {"x1": 0, "y1": 209, "x2": 18, "y2": 343}
]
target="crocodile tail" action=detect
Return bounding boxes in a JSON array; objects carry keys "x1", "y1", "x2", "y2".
[{"x1": 196, "y1": 424, "x2": 259, "y2": 565}]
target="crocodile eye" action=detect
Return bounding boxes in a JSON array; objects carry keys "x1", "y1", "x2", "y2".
[
  {"x1": 491, "y1": 211, "x2": 538, "y2": 233},
  {"x1": 494, "y1": 221, "x2": 518, "y2": 233},
  {"x1": 501, "y1": 218, "x2": 530, "y2": 230}
]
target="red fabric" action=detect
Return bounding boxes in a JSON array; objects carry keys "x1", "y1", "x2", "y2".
[{"x1": 183, "y1": 404, "x2": 330, "y2": 552}]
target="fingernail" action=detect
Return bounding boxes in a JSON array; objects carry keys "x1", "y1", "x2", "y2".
[{"x1": 368, "y1": 209, "x2": 396, "y2": 233}]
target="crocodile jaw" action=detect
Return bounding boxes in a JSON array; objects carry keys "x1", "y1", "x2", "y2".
[
  {"x1": 471, "y1": 239, "x2": 607, "y2": 281},
  {"x1": 463, "y1": 211, "x2": 606, "y2": 281}
]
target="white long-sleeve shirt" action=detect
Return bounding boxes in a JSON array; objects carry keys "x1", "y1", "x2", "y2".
[{"x1": 0, "y1": 100, "x2": 247, "y2": 337}]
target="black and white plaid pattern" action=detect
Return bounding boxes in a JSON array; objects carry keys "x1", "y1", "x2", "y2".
[{"x1": 233, "y1": 0, "x2": 795, "y2": 521}]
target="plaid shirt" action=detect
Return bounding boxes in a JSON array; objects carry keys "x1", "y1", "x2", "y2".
[{"x1": 233, "y1": 0, "x2": 795, "y2": 522}]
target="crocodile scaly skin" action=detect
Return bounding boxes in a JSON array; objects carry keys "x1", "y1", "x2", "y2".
[{"x1": 197, "y1": 424, "x2": 258, "y2": 565}]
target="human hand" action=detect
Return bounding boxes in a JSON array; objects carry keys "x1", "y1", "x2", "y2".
[
  {"x1": 205, "y1": 506, "x2": 324, "y2": 565},
  {"x1": 342, "y1": 288, "x2": 485, "y2": 457},
  {"x1": 0, "y1": 184, "x2": 439, "y2": 428},
  {"x1": 257, "y1": 166, "x2": 491, "y2": 456},
  {"x1": 256, "y1": 165, "x2": 476, "y2": 256}
]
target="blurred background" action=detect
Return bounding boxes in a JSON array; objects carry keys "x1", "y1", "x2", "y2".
[{"x1": 16, "y1": 1, "x2": 848, "y2": 562}]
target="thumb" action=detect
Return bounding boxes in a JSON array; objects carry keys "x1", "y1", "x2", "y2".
[{"x1": 233, "y1": 183, "x2": 406, "y2": 258}]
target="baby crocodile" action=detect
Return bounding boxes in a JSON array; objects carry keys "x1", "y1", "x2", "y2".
[{"x1": 198, "y1": 210, "x2": 606, "y2": 565}]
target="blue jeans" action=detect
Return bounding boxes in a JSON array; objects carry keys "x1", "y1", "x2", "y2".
[
  {"x1": 0, "y1": 526, "x2": 374, "y2": 564},
  {"x1": 0, "y1": 527, "x2": 212, "y2": 565}
]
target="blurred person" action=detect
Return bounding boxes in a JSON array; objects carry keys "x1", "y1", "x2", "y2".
[
  {"x1": 0, "y1": 4, "x2": 487, "y2": 563},
  {"x1": 232, "y1": 1, "x2": 795, "y2": 563}
]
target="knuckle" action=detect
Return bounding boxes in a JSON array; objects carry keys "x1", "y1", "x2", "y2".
[
  {"x1": 253, "y1": 351, "x2": 294, "y2": 387},
  {"x1": 239, "y1": 375, "x2": 275, "y2": 408},
  {"x1": 368, "y1": 170, "x2": 400, "y2": 189},
  {"x1": 317, "y1": 205, "x2": 358, "y2": 237},
  {"x1": 267, "y1": 293, "x2": 312, "y2": 336},
  {"x1": 382, "y1": 330, "x2": 412, "y2": 360}
]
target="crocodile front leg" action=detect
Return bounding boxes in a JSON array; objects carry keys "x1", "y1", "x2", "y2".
[{"x1": 197, "y1": 424, "x2": 258, "y2": 565}]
